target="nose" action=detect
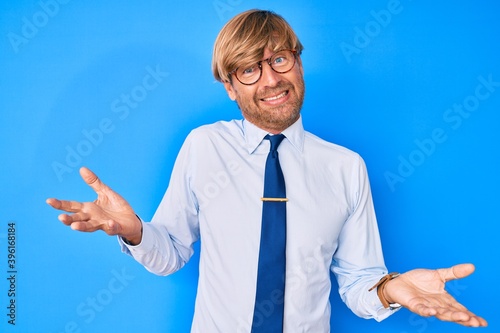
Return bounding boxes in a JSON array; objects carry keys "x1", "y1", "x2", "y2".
[{"x1": 260, "y1": 61, "x2": 280, "y2": 87}]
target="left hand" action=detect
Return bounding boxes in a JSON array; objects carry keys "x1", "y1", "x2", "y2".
[{"x1": 384, "y1": 263, "x2": 487, "y2": 327}]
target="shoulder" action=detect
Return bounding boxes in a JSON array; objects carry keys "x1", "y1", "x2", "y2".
[
  {"x1": 180, "y1": 120, "x2": 246, "y2": 153},
  {"x1": 174, "y1": 120, "x2": 244, "y2": 166},
  {"x1": 304, "y1": 130, "x2": 362, "y2": 162},
  {"x1": 185, "y1": 119, "x2": 244, "y2": 143},
  {"x1": 189, "y1": 119, "x2": 243, "y2": 138}
]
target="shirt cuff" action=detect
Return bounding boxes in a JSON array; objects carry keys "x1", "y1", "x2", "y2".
[{"x1": 118, "y1": 220, "x2": 155, "y2": 256}]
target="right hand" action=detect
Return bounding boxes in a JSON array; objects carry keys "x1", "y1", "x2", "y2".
[{"x1": 46, "y1": 167, "x2": 143, "y2": 245}]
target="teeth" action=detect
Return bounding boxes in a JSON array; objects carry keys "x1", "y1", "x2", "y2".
[{"x1": 263, "y1": 91, "x2": 287, "y2": 101}]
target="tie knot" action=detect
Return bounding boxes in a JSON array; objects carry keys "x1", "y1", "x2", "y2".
[{"x1": 265, "y1": 134, "x2": 285, "y2": 153}]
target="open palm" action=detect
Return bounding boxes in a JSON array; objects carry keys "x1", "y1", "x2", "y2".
[
  {"x1": 46, "y1": 167, "x2": 142, "y2": 244},
  {"x1": 385, "y1": 263, "x2": 487, "y2": 327}
]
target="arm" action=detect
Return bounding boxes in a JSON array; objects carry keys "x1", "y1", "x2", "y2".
[
  {"x1": 47, "y1": 133, "x2": 200, "y2": 276},
  {"x1": 332, "y1": 155, "x2": 392, "y2": 320},
  {"x1": 47, "y1": 165, "x2": 198, "y2": 276},
  {"x1": 332, "y1": 156, "x2": 487, "y2": 327}
]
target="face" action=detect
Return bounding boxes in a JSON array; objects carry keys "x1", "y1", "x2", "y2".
[{"x1": 223, "y1": 48, "x2": 305, "y2": 134}]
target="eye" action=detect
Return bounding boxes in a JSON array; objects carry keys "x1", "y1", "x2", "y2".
[
  {"x1": 239, "y1": 63, "x2": 259, "y2": 77},
  {"x1": 242, "y1": 66, "x2": 256, "y2": 75},
  {"x1": 274, "y1": 56, "x2": 285, "y2": 64},
  {"x1": 272, "y1": 53, "x2": 291, "y2": 68}
]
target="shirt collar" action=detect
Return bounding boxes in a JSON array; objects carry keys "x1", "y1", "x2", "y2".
[{"x1": 243, "y1": 116, "x2": 305, "y2": 154}]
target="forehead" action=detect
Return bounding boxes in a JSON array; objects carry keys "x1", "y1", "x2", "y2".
[{"x1": 262, "y1": 48, "x2": 277, "y2": 58}]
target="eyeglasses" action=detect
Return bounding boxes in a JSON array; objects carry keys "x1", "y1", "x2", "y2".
[{"x1": 229, "y1": 49, "x2": 297, "y2": 85}]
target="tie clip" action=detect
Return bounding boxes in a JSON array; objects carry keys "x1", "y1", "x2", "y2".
[{"x1": 261, "y1": 197, "x2": 288, "y2": 202}]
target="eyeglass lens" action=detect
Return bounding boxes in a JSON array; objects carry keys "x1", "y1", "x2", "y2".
[{"x1": 235, "y1": 50, "x2": 296, "y2": 85}]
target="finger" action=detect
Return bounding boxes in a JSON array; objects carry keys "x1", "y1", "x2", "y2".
[
  {"x1": 70, "y1": 221, "x2": 102, "y2": 233},
  {"x1": 414, "y1": 303, "x2": 470, "y2": 323},
  {"x1": 71, "y1": 219, "x2": 119, "y2": 235},
  {"x1": 473, "y1": 316, "x2": 488, "y2": 327},
  {"x1": 439, "y1": 263, "x2": 475, "y2": 282},
  {"x1": 435, "y1": 309, "x2": 487, "y2": 327},
  {"x1": 58, "y1": 212, "x2": 91, "y2": 225},
  {"x1": 106, "y1": 220, "x2": 121, "y2": 235},
  {"x1": 412, "y1": 303, "x2": 437, "y2": 317},
  {"x1": 46, "y1": 198, "x2": 84, "y2": 213},
  {"x1": 46, "y1": 198, "x2": 60, "y2": 208},
  {"x1": 80, "y1": 167, "x2": 108, "y2": 194},
  {"x1": 414, "y1": 296, "x2": 488, "y2": 328}
]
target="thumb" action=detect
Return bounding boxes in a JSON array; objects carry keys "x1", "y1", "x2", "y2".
[
  {"x1": 106, "y1": 220, "x2": 121, "y2": 235},
  {"x1": 80, "y1": 167, "x2": 107, "y2": 193},
  {"x1": 440, "y1": 263, "x2": 475, "y2": 282}
]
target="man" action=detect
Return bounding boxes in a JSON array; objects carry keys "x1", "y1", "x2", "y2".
[{"x1": 47, "y1": 9, "x2": 487, "y2": 332}]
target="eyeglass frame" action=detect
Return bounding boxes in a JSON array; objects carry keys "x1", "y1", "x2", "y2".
[{"x1": 228, "y1": 49, "x2": 298, "y2": 86}]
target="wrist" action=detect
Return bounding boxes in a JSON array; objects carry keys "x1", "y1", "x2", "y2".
[
  {"x1": 382, "y1": 278, "x2": 397, "y2": 304},
  {"x1": 122, "y1": 216, "x2": 143, "y2": 246},
  {"x1": 369, "y1": 272, "x2": 402, "y2": 310},
  {"x1": 123, "y1": 233, "x2": 142, "y2": 246}
]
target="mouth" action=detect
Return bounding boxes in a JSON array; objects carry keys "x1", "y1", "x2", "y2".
[{"x1": 260, "y1": 90, "x2": 289, "y2": 104}]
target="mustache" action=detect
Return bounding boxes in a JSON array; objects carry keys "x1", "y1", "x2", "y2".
[{"x1": 256, "y1": 81, "x2": 294, "y2": 99}]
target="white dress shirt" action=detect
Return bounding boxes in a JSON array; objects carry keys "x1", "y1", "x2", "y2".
[{"x1": 119, "y1": 116, "x2": 396, "y2": 332}]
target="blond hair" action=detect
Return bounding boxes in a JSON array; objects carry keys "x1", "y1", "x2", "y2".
[{"x1": 212, "y1": 9, "x2": 304, "y2": 82}]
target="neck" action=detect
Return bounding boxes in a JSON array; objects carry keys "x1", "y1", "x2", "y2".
[{"x1": 245, "y1": 114, "x2": 300, "y2": 135}]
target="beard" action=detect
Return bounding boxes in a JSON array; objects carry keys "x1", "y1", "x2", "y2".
[{"x1": 236, "y1": 76, "x2": 305, "y2": 133}]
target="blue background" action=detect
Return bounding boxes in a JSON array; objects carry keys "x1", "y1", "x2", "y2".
[{"x1": 1, "y1": 1, "x2": 498, "y2": 332}]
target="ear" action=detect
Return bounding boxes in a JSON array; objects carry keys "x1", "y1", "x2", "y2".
[
  {"x1": 223, "y1": 80, "x2": 237, "y2": 101},
  {"x1": 296, "y1": 55, "x2": 304, "y2": 76}
]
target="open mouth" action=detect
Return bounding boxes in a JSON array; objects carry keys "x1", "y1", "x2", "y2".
[{"x1": 260, "y1": 90, "x2": 289, "y2": 102}]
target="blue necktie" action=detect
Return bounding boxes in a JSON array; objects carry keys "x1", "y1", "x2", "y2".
[{"x1": 251, "y1": 134, "x2": 287, "y2": 332}]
